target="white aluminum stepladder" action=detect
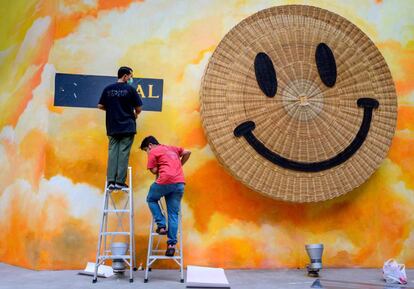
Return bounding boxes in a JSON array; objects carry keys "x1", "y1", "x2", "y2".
[
  {"x1": 93, "y1": 166, "x2": 137, "y2": 283},
  {"x1": 144, "y1": 199, "x2": 184, "y2": 283}
]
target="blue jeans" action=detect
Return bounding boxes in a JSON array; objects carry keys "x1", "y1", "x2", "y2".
[{"x1": 146, "y1": 182, "x2": 184, "y2": 245}]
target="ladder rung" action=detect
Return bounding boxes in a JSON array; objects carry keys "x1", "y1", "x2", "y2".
[
  {"x1": 151, "y1": 232, "x2": 181, "y2": 236},
  {"x1": 99, "y1": 255, "x2": 131, "y2": 260},
  {"x1": 149, "y1": 256, "x2": 181, "y2": 260},
  {"x1": 106, "y1": 188, "x2": 130, "y2": 193},
  {"x1": 151, "y1": 233, "x2": 165, "y2": 236},
  {"x1": 151, "y1": 250, "x2": 181, "y2": 254},
  {"x1": 104, "y1": 209, "x2": 130, "y2": 213},
  {"x1": 151, "y1": 248, "x2": 180, "y2": 251},
  {"x1": 101, "y1": 232, "x2": 130, "y2": 236}
]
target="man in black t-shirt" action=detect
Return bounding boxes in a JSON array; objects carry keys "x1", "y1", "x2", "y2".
[{"x1": 98, "y1": 66, "x2": 143, "y2": 190}]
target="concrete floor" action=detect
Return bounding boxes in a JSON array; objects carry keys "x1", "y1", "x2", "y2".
[{"x1": 1, "y1": 263, "x2": 414, "y2": 289}]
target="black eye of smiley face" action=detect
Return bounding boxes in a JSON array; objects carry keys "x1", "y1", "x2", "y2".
[{"x1": 234, "y1": 43, "x2": 379, "y2": 172}]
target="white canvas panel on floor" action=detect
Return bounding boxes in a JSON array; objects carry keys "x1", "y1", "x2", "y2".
[
  {"x1": 186, "y1": 265, "x2": 230, "y2": 288},
  {"x1": 78, "y1": 262, "x2": 114, "y2": 278}
]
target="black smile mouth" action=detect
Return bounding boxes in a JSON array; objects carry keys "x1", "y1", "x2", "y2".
[{"x1": 234, "y1": 98, "x2": 379, "y2": 172}]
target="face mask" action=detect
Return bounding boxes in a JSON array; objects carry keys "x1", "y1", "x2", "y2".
[{"x1": 127, "y1": 77, "x2": 133, "y2": 85}]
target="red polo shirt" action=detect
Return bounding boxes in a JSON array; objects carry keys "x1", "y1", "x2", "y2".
[{"x1": 147, "y1": 145, "x2": 185, "y2": 185}]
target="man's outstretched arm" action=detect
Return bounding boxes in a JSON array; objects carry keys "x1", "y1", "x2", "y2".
[{"x1": 180, "y1": 150, "x2": 191, "y2": 166}]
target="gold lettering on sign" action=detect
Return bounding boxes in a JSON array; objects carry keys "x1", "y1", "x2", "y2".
[
  {"x1": 137, "y1": 85, "x2": 146, "y2": 98},
  {"x1": 148, "y1": 84, "x2": 159, "y2": 99}
]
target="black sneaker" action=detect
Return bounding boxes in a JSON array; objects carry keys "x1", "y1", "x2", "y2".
[
  {"x1": 107, "y1": 182, "x2": 115, "y2": 190},
  {"x1": 114, "y1": 183, "x2": 129, "y2": 190},
  {"x1": 165, "y1": 245, "x2": 175, "y2": 257},
  {"x1": 156, "y1": 227, "x2": 167, "y2": 235}
]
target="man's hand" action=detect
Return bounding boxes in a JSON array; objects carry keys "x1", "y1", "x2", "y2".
[
  {"x1": 180, "y1": 150, "x2": 191, "y2": 166},
  {"x1": 98, "y1": 104, "x2": 105, "y2": 111},
  {"x1": 134, "y1": 106, "x2": 142, "y2": 119},
  {"x1": 149, "y1": 167, "x2": 158, "y2": 175}
]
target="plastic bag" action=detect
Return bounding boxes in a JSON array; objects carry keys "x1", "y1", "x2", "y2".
[{"x1": 383, "y1": 259, "x2": 408, "y2": 285}]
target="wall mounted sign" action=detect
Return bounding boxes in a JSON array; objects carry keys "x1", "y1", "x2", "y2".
[{"x1": 54, "y1": 73, "x2": 163, "y2": 111}]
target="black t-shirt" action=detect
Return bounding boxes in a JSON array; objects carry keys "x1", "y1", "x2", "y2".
[{"x1": 99, "y1": 82, "x2": 143, "y2": 136}]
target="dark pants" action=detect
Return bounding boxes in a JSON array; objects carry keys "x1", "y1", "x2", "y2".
[{"x1": 107, "y1": 135, "x2": 134, "y2": 184}]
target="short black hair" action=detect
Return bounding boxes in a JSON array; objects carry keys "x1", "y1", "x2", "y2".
[
  {"x1": 118, "y1": 66, "x2": 133, "y2": 79},
  {"x1": 140, "y1": 136, "x2": 160, "y2": 150}
]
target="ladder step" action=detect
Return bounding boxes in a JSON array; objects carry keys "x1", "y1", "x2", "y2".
[
  {"x1": 151, "y1": 249, "x2": 181, "y2": 251},
  {"x1": 149, "y1": 256, "x2": 181, "y2": 260},
  {"x1": 101, "y1": 232, "x2": 130, "y2": 236},
  {"x1": 151, "y1": 232, "x2": 181, "y2": 236},
  {"x1": 106, "y1": 188, "x2": 130, "y2": 193},
  {"x1": 104, "y1": 209, "x2": 130, "y2": 213},
  {"x1": 99, "y1": 255, "x2": 131, "y2": 260}
]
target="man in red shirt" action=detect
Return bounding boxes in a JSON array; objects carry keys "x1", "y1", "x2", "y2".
[{"x1": 140, "y1": 136, "x2": 191, "y2": 256}]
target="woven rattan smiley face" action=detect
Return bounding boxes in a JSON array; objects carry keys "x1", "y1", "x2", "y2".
[{"x1": 200, "y1": 5, "x2": 397, "y2": 202}]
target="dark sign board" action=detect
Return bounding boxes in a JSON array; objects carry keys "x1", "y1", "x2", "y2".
[{"x1": 54, "y1": 73, "x2": 163, "y2": 111}]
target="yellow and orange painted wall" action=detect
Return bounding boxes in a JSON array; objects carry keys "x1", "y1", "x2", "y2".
[{"x1": 0, "y1": 0, "x2": 414, "y2": 270}]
